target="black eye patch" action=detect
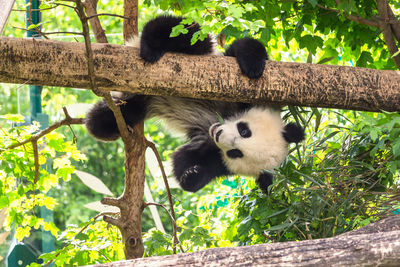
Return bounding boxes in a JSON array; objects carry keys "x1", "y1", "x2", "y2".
[
  {"x1": 226, "y1": 149, "x2": 243, "y2": 159},
  {"x1": 237, "y1": 122, "x2": 251, "y2": 138}
]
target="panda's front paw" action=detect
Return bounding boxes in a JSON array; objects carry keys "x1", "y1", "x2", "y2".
[
  {"x1": 178, "y1": 165, "x2": 205, "y2": 192},
  {"x1": 181, "y1": 165, "x2": 200, "y2": 182},
  {"x1": 140, "y1": 43, "x2": 164, "y2": 63},
  {"x1": 238, "y1": 58, "x2": 266, "y2": 79}
]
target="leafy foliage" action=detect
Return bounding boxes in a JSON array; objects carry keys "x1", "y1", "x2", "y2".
[{"x1": 0, "y1": 116, "x2": 85, "y2": 243}]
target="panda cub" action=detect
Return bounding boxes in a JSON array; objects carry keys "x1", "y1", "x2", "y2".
[{"x1": 85, "y1": 15, "x2": 305, "y2": 193}]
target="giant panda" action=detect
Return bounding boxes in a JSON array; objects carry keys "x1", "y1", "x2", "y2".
[{"x1": 85, "y1": 15, "x2": 305, "y2": 193}]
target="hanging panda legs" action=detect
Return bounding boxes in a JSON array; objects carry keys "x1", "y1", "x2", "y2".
[
  {"x1": 172, "y1": 140, "x2": 230, "y2": 192},
  {"x1": 85, "y1": 94, "x2": 149, "y2": 141}
]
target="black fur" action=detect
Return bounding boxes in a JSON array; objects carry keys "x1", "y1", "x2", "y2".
[
  {"x1": 224, "y1": 38, "x2": 268, "y2": 79},
  {"x1": 85, "y1": 94, "x2": 149, "y2": 141},
  {"x1": 226, "y1": 149, "x2": 244, "y2": 159},
  {"x1": 172, "y1": 140, "x2": 229, "y2": 192},
  {"x1": 140, "y1": 16, "x2": 214, "y2": 63},
  {"x1": 283, "y1": 123, "x2": 305, "y2": 143},
  {"x1": 256, "y1": 172, "x2": 274, "y2": 194}
]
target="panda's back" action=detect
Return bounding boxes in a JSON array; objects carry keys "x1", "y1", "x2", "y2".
[{"x1": 147, "y1": 96, "x2": 247, "y2": 139}]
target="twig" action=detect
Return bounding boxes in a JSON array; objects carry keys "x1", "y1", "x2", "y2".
[
  {"x1": 32, "y1": 31, "x2": 84, "y2": 37},
  {"x1": 32, "y1": 140, "x2": 39, "y2": 184},
  {"x1": 83, "y1": 0, "x2": 108, "y2": 43},
  {"x1": 75, "y1": 0, "x2": 131, "y2": 140},
  {"x1": 145, "y1": 140, "x2": 176, "y2": 222},
  {"x1": 145, "y1": 140, "x2": 178, "y2": 253},
  {"x1": 44, "y1": 212, "x2": 118, "y2": 267},
  {"x1": 316, "y1": 4, "x2": 379, "y2": 28},
  {"x1": 85, "y1": 13, "x2": 131, "y2": 20},
  {"x1": 145, "y1": 202, "x2": 183, "y2": 254},
  {"x1": 13, "y1": 3, "x2": 75, "y2": 11},
  {"x1": 2, "y1": 107, "x2": 84, "y2": 152}
]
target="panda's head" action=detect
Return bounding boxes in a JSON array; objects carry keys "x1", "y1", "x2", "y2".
[{"x1": 209, "y1": 107, "x2": 304, "y2": 176}]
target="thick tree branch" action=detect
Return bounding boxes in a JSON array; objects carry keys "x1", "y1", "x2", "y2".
[
  {"x1": 91, "y1": 216, "x2": 400, "y2": 267},
  {"x1": 0, "y1": 37, "x2": 400, "y2": 112}
]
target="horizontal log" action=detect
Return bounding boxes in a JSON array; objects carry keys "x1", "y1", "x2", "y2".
[
  {"x1": 1, "y1": 36, "x2": 400, "y2": 112},
  {"x1": 90, "y1": 216, "x2": 400, "y2": 267}
]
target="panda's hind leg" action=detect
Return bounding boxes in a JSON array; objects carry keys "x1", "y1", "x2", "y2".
[
  {"x1": 172, "y1": 140, "x2": 229, "y2": 192},
  {"x1": 140, "y1": 16, "x2": 215, "y2": 63},
  {"x1": 85, "y1": 94, "x2": 149, "y2": 141}
]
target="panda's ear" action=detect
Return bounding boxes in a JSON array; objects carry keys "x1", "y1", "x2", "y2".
[
  {"x1": 256, "y1": 172, "x2": 273, "y2": 194},
  {"x1": 283, "y1": 123, "x2": 305, "y2": 144}
]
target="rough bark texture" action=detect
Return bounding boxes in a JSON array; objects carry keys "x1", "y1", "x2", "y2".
[
  {"x1": 1, "y1": 37, "x2": 400, "y2": 112},
  {"x1": 102, "y1": 124, "x2": 146, "y2": 259},
  {"x1": 123, "y1": 0, "x2": 138, "y2": 41},
  {"x1": 89, "y1": 216, "x2": 400, "y2": 267}
]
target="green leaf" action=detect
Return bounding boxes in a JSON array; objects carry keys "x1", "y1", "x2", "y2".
[
  {"x1": 0, "y1": 196, "x2": 9, "y2": 209},
  {"x1": 299, "y1": 35, "x2": 323, "y2": 55},
  {"x1": 356, "y1": 51, "x2": 373, "y2": 67},
  {"x1": 228, "y1": 5, "x2": 245, "y2": 18},
  {"x1": 0, "y1": 114, "x2": 25, "y2": 123},
  {"x1": 266, "y1": 222, "x2": 293, "y2": 231},
  {"x1": 170, "y1": 24, "x2": 188, "y2": 38},
  {"x1": 307, "y1": 0, "x2": 318, "y2": 8}
]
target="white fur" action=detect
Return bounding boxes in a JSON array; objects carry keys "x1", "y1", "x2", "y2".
[
  {"x1": 125, "y1": 36, "x2": 140, "y2": 48},
  {"x1": 210, "y1": 107, "x2": 288, "y2": 176}
]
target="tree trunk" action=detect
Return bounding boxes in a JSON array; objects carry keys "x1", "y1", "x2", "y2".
[
  {"x1": 1, "y1": 37, "x2": 399, "y2": 112},
  {"x1": 90, "y1": 216, "x2": 400, "y2": 267}
]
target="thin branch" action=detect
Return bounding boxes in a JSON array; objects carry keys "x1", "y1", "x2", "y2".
[
  {"x1": 32, "y1": 140, "x2": 39, "y2": 184},
  {"x1": 44, "y1": 212, "x2": 117, "y2": 267},
  {"x1": 144, "y1": 202, "x2": 183, "y2": 254},
  {"x1": 85, "y1": 13, "x2": 131, "y2": 20},
  {"x1": 2, "y1": 107, "x2": 84, "y2": 152},
  {"x1": 316, "y1": 4, "x2": 379, "y2": 28},
  {"x1": 13, "y1": 3, "x2": 76, "y2": 12},
  {"x1": 83, "y1": 0, "x2": 108, "y2": 43},
  {"x1": 145, "y1": 140, "x2": 178, "y2": 253},
  {"x1": 103, "y1": 215, "x2": 125, "y2": 229},
  {"x1": 101, "y1": 197, "x2": 123, "y2": 208},
  {"x1": 32, "y1": 31, "x2": 83, "y2": 37},
  {"x1": 74, "y1": 0, "x2": 131, "y2": 140}
]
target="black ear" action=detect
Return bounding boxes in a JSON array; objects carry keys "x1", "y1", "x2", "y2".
[
  {"x1": 256, "y1": 172, "x2": 274, "y2": 194},
  {"x1": 283, "y1": 123, "x2": 305, "y2": 144}
]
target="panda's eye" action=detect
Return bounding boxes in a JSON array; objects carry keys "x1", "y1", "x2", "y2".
[{"x1": 237, "y1": 122, "x2": 251, "y2": 138}]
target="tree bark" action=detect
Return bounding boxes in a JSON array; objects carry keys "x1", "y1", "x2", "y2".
[
  {"x1": 90, "y1": 216, "x2": 400, "y2": 267},
  {"x1": 1, "y1": 36, "x2": 400, "y2": 112}
]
